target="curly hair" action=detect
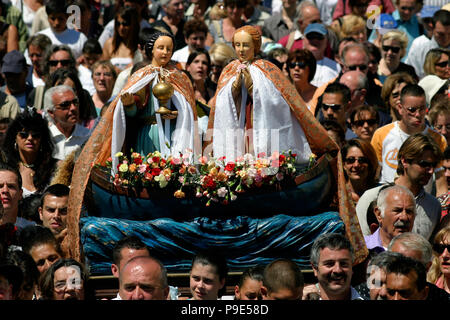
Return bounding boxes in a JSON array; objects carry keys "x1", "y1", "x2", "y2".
[{"x1": 2, "y1": 109, "x2": 57, "y2": 192}]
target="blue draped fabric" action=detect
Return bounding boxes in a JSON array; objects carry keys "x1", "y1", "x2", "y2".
[{"x1": 81, "y1": 212, "x2": 344, "y2": 275}]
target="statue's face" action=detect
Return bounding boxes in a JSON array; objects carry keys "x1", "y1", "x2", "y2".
[
  {"x1": 233, "y1": 31, "x2": 255, "y2": 63},
  {"x1": 152, "y1": 36, "x2": 174, "y2": 67}
]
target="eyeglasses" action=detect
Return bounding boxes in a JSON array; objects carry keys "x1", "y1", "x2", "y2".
[
  {"x1": 353, "y1": 119, "x2": 378, "y2": 127},
  {"x1": 435, "y1": 60, "x2": 450, "y2": 68},
  {"x1": 412, "y1": 159, "x2": 438, "y2": 169},
  {"x1": 433, "y1": 243, "x2": 450, "y2": 254},
  {"x1": 382, "y1": 45, "x2": 401, "y2": 53},
  {"x1": 17, "y1": 131, "x2": 41, "y2": 139},
  {"x1": 49, "y1": 59, "x2": 71, "y2": 67},
  {"x1": 288, "y1": 61, "x2": 307, "y2": 69},
  {"x1": 322, "y1": 103, "x2": 342, "y2": 111},
  {"x1": 56, "y1": 98, "x2": 79, "y2": 110},
  {"x1": 347, "y1": 64, "x2": 368, "y2": 71},
  {"x1": 344, "y1": 156, "x2": 369, "y2": 164},
  {"x1": 404, "y1": 105, "x2": 426, "y2": 114},
  {"x1": 93, "y1": 72, "x2": 113, "y2": 77},
  {"x1": 117, "y1": 21, "x2": 130, "y2": 27},
  {"x1": 435, "y1": 124, "x2": 450, "y2": 131}
]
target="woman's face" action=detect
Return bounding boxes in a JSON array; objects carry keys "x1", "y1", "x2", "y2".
[
  {"x1": 15, "y1": 128, "x2": 41, "y2": 154},
  {"x1": 116, "y1": 16, "x2": 131, "y2": 38},
  {"x1": 288, "y1": 60, "x2": 309, "y2": 85},
  {"x1": 434, "y1": 53, "x2": 450, "y2": 80},
  {"x1": 93, "y1": 66, "x2": 115, "y2": 96},
  {"x1": 53, "y1": 266, "x2": 85, "y2": 300},
  {"x1": 349, "y1": 27, "x2": 367, "y2": 43},
  {"x1": 382, "y1": 39, "x2": 402, "y2": 66},
  {"x1": 343, "y1": 146, "x2": 369, "y2": 182},
  {"x1": 152, "y1": 36, "x2": 174, "y2": 68},
  {"x1": 190, "y1": 263, "x2": 224, "y2": 300},
  {"x1": 437, "y1": 235, "x2": 450, "y2": 277},
  {"x1": 368, "y1": 54, "x2": 378, "y2": 75},
  {"x1": 234, "y1": 31, "x2": 255, "y2": 63},
  {"x1": 187, "y1": 53, "x2": 209, "y2": 82},
  {"x1": 389, "y1": 82, "x2": 406, "y2": 109},
  {"x1": 434, "y1": 113, "x2": 450, "y2": 143},
  {"x1": 226, "y1": 3, "x2": 244, "y2": 22}
]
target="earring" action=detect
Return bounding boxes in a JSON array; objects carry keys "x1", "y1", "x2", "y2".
[{"x1": 14, "y1": 142, "x2": 17, "y2": 150}]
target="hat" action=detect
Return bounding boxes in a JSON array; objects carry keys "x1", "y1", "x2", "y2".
[
  {"x1": 304, "y1": 23, "x2": 327, "y2": 37},
  {"x1": 378, "y1": 13, "x2": 398, "y2": 29},
  {"x1": 1, "y1": 50, "x2": 27, "y2": 74},
  {"x1": 0, "y1": 262, "x2": 23, "y2": 295},
  {"x1": 262, "y1": 42, "x2": 283, "y2": 54},
  {"x1": 418, "y1": 75, "x2": 448, "y2": 105},
  {"x1": 420, "y1": 5, "x2": 440, "y2": 19}
]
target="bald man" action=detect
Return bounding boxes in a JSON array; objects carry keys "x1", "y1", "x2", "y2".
[{"x1": 339, "y1": 70, "x2": 368, "y2": 114}]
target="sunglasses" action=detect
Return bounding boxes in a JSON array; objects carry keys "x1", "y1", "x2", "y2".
[
  {"x1": 412, "y1": 159, "x2": 437, "y2": 169},
  {"x1": 306, "y1": 34, "x2": 325, "y2": 41},
  {"x1": 391, "y1": 91, "x2": 400, "y2": 98},
  {"x1": 404, "y1": 105, "x2": 426, "y2": 114},
  {"x1": 322, "y1": 103, "x2": 342, "y2": 111},
  {"x1": 117, "y1": 21, "x2": 131, "y2": 27},
  {"x1": 344, "y1": 156, "x2": 369, "y2": 164},
  {"x1": 18, "y1": 131, "x2": 41, "y2": 139},
  {"x1": 288, "y1": 61, "x2": 307, "y2": 69},
  {"x1": 400, "y1": 6, "x2": 415, "y2": 11},
  {"x1": 49, "y1": 59, "x2": 71, "y2": 67},
  {"x1": 347, "y1": 64, "x2": 368, "y2": 71},
  {"x1": 433, "y1": 243, "x2": 450, "y2": 254},
  {"x1": 353, "y1": 119, "x2": 378, "y2": 127},
  {"x1": 382, "y1": 45, "x2": 401, "y2": 53},
  {"x1": 435, "y1": 60, "x2": 450, "y2": 68},
  {"x1": 435, "y1": 124, "x2": 450, "y2": 131},
  {"x1": 56, "y1": 98, "x2": 79, "y2": 110}
]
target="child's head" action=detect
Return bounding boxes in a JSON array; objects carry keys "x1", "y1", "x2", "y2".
[
  {"x1": 234, "y1": 265, "x2": 264, "y2": 300},
  {"x1": 82, "y1": 39, "x2": 102, "y2": 69},
  {"x1": 46, "y1": 0, "x2": 69, "y2": 33},
  {"x1": 261, "y1": 259, "x2": 304, "y2": 300}
]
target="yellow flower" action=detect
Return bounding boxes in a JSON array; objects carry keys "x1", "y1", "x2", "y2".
[
  {"x1": 129, "y1": 164, "x2": 137, "y2": 173},
  {"x1": 119, "y1": 163, "x2": 128, "y2": 172},
  {"x1": 174, "y1": 190, "x2": 185, "y2": 199},
  {"x1": 115, "y1": 152, "x2": 123, "y2": 158},
  {"x1": 163, "y1": 168, "x2": 172, "y2": 177},
  {"x1": 209, "y1": 167, "x2": 218, "y2": 177}
]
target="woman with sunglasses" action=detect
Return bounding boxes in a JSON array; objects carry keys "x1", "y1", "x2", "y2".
[
  {"x1": 423, "y1": 48, "x2": 450, "y2": 81},
  {"x1": 427, "y1": 226, "x2": 450, "y2": 294},
  {"x1": 102, "y1": 6, "x2": 141, "y2": 73},
  {"x1": 2, "y1": 109, "x2": 57, "y2": 197},
  {"x1": 341, "y1": 138, "x2": 379, "y2": 202},
  {"x1": 380, "y1": 72, "x2": 417, "y2": 122},
  {"x1": 287, "y1": 49, "x2": 319, "y2": 113},
  {"x1": 377, "y1": 30, "x2": 418, "y2": 84}
]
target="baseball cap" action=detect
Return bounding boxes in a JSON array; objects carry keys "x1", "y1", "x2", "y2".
[
  {"x1": 378, "y1": 13, "x2": 398, "y2": 29},
  {"x1": 420, "y1": 5, "x2": 440, "y2": 19},
  {"x1": 1, "y1": 50, "x2": 27, "y2": 74},
  {"x1": 304, "y1": 23, "x2": 327, "y2": 37}
]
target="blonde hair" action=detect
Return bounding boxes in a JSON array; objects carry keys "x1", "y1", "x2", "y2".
[
  {"x1": 427, "y1": 226, "x2": 450, "y2": 284},
  {"x1": 338, "y1": 15, "x2": 366, "y2": 40},
  {"x1": 209, "y1": 42, "x2": 237, "y2": 66},
  {"x1": 423, "y1": 49, "x2": 450, "y2": 76},
  {"x1": 382, "y1": 30, "x2": 409, "y2": 58},
  {"x1": 232, "y1": 26, "x2": 262, "y2": 55}
]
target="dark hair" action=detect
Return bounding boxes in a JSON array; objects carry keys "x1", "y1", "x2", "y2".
[
  {"x1": 350, "y1": 104, "x2": 380, "y2": 124},
  {"x1": 323, "y1": 82, "x2": 352, "y2": 105},
  {"x1": 144, "y1": 31, "x2": 175, "y2": 60},
  {"x1": 186, "y1": 48, "x2": 211, "y2": 72},
  {"x1": 287, "y1": 49, "x2": 317, "y2": 82},
  {"x1": 310, "y1": 233, "x2": 354, "y2": 268},
  {"x1": 19, "y1": 225, "x2": 62, "y2": 257},
  {"x1": 263, "y1": 259, "x2": 304, "y2": 294},
  {"x1": 6, "y1": 250, "x2": 40, "y2": 299},
  {"x1": 45, "y1": 0, "x2": 69, "y2": 16},
  {"x1": 433, "y1": 9, "x2": 450, "y2": 26},
  {"x1": 131, "y1": 60, "x2": 149, "y2": 75},
  {"x1": 40, "y1": 184, "x2": 70, "y2": 208},
  {"x1": 42, "y1": 45, "x2": 77, "y2": 77},
  {"x1": 82, "y1": 38, "x2": 102, "y2": 55},
  {"x1": 320, "y1": 119, "x2": 345, "y2": 144},
  {"x1": 0, "y1": 161, "x2": 22, "y2": 189},
  {"x1": 385, "y1": 254, "x2": 427, "y2": 292},
  {"x1": 237, "y1": 265, "x2": 264, "y2": 288},
  {"x1": 400, "y1": 84, "x2": 426, "y2": 104},
  {"x1": 138, "y1": 28, "x2": 159, "y2": 48},
  {"x1": 224, "y1": 0, "x2": 247, "y2": 8},
  {"x1": 112, "y1": 236, "x2": 150, "y2": 266},
  {"x1": 183, "y1": 18, "x2": 208, "y2": 38},
  {"x1": 364, "y1": 41, "x2": 381, "y2": 63},
  {"x1": 19, "y1": 193, "x2": 42, "y2": 224},
  {"x1": 113, "y1": 6, "x2": 140, "y2": 55},
  {"x1": 341, "y1": 138, "x2": 379, "y2": 186},
  {"x1": 444, "y1": 146, "x2": 450, "y2": 160},
  {"x1": 191, "y1": 251, "x2": 228, "y2": 297}
]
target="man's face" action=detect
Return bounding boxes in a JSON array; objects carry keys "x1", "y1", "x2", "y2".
[
  {"x1": 30, "y1": 243, "x2": 62, "y2": 274},
  {"x1": 433, "y1": 21, "x2": 450, "y2": 48},
  {"x1": 322, "y1": 93, "x2": 347, "y2": 128},
  {"x1": 235, "y1": 278, "x2": 262, "y2": 300},
  {"x1": 304, "y1": 32, "x2": 327, "y2": 60},
  {"x1": 397, "y1": 0, "x2": 416, "y2": 22},
  {"x1": 377, "y1": 192, "x2": 415, "y2": 240},
  {"x1": 28, "y1": 45, "x2": 44, "y2": 73},
  {"x1": 366, "y1": 265, "x2": 387, "y2": 300},
  {"x1": 0, "y1": 170, "x2": 22, "y2": 224},
  {"x1": 402, "y1": 150, "x2": 437, "y2": 187},
  {"x1": 313, "y1": 248, "x2": 353, "y2": 298},
  {"x1": 339, "y1": 71, "x2": 365, "y2": 110},
  {"x1": 48, "y1": 13, "x2": 68, "y2": 33},
  {"x1": 53, "y1": 266, "x2": 84, "y2": 300},
  {"x1": 186, "y1": 31, "x2": 206, "y2": 51},
  {"x1": 343, "y1": 48, "x2": 369, "y2": 75},
  {"x1": 119, "y1": 261, "x2": 168, "y2": 300},
  {"x1": 351, "y1": 110, "x2": 378, "y2": 141},
  {"x1": 398, "y1": 95, "x2": 426, "y2": 133},
  {"x1": 385, "y1": 271, "x2": 427, "y2": 300},
  {"x1": 39, "y1": 195, "x2": 68, "y2": 235},
  {"x1": 49, "y1": 50, "x2": 72, "y2": 74},
  {"x1": 48, "y1": 90, "x2": 80, "y2": 130},
  {"x1": 390, "y1": 242, "x2": 424, "y2": 264},
  {"x1": 443, "y1": 159, "x2": 450, "y2": 186},
  {"x1": 298, "y1": 6, "x2": 321, "y2": 33},
  {"x1": 164, "y1": 0, "x2": 185, "y2": 20}
]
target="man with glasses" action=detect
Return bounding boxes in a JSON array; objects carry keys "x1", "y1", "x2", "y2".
[
  {"x1": 357, "y1": 133, "x2": 444, "y2": 242},
  {"x1": 339, "y1": 70, "x2": 368, "y2": 112},
  {"x1": 43, "y1": 85, "x2": 90, "y2": 161}
]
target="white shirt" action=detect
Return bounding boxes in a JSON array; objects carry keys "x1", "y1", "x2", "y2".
[
  {"x1": 37, "y1": 27, "x2": 88, "y2": 59},
  {"x1": 49, "y1": 123, "x2": 91, "y2": 160},
  {"x1": 171, "y1": 45, "x2": 190, "y2": 64},
  {"x1": 78, "y1": 65, "x2": 96, "y2": 96},
  {"x1": 311, "y1": 57, "x2": 341, "y2": 88}
]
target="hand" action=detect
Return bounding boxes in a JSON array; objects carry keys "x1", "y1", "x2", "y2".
[
  {"x1": 302, "y1": 284, "x2": 320, "y2": 300},
  {"x1": 161, "y1": 110, "x2": 178, "y2": 120},
  {"x1": 121, "y1": 92, "x2": 134, "y2": 107},
  {"x1": 232, "y1": 68, "x2": 243, "y2": 91},
  {"x1": 55, "y1": 228, "x2": 68, "y2": 243}
]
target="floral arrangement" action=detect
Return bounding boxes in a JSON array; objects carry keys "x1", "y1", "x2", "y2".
[{"x1": 102, "y1": 150, "x2": 316, "y2": 206}]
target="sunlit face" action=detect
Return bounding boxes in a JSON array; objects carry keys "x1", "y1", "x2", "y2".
[
  {"x1": 402, "y1": 150, "x2": 437, "y2": 187},
  {"x1": 389, "y1": 82, "x2": 406, "y2": 109},
  {"x1": 53, "y1": 266, "x2": 84, "y2": 300},
  {"x1": 151, "y1": 36, "x2": 174, "y2": 68},
  {"x1": 0, "y1": 170, "x2": 22, "y2": 223},
  {"x1": 433, "y1": 21, "x2": 450, "y2": 48},
  {"x1": 235, "y1": 278, "x2": 262, "y2": 300},
  {"x1": 343, "y1": 146, "x2": 369, "y2": 182},
  {"x1": 322, "y1": 93, "x2": 347, "y2": 128},
  {"x1": 186, "y1": 53, "x2": 209, "y2": 82},
  {"x1": 164, "y1": 0, "x2": 185, "y2": 20},
  {"x1": 351, "y1": 110, "x2": 378, "y2": 141},
  {"x1": 343, "y1": 48, "x2": 369, "y2": 75},
  {"x1": 233, "y1": 31, "x2": 255, "y2": 63},
  {"x1": 48, "y1": 90, "x2": 80, "y2": 130},
  {"x1": 30, "y1": 244, "x2": 62, "y2": 274},
  {"x1": 434, "y1": 113, "x2": 450, "y2": 143},
  {"x1": 384, "y1": 271, "x2": 427, "y2": 300},
  {"x1": 93, "y1": 65, "x2": 115, "y2": 96},
  {"x1": 15, "y1": 128, "x2": 41, "y2": 154},
  {"x1": 190, "y1": 263, "x2": 224, "y2": 300},
  {"x1": 398, "y1": 95, "x2": 426, "y2": 132},
  {"x1": 39, "y1": 195, "x2": 68, "y2": 235},
  {"x1": 438, "y1": 235, "x2": 450, "y2": 277},
  {"x1": 28, "y1": 45, "x2": 44, "y2": 73},
  {"x1": 382, "y1": 39, "x2": 403, "y2": 65},
  {"x1": 288, "y1": 59, "x2": 309, "y2": 84},
  {"x1": 434, "y1": 53, "x2": 450, "y2": 80},
  {"x1": 49, "y1": 50, "x2": 72, "y2": 74}
]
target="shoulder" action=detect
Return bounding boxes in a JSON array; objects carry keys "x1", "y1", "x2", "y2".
[{"x1": 372, "y1": 122, "x2": 396, "y2": 141}]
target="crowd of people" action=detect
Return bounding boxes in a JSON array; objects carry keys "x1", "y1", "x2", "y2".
[{"x1": 0, "y1": 0, "x2": 449, "y2": 301}]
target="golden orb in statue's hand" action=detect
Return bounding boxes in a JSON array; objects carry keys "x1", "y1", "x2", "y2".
[{"x1": 153, "y1": 79, "x2": 174, "y2": 116}]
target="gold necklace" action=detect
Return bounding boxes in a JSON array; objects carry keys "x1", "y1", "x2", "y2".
[{"x1": 20, "y1": 161, "x2": 35, "y2": 169}]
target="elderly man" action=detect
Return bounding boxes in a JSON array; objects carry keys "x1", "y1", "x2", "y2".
[
  {"x1": 339, "y1": 71, "x2": 368, "y2": 113},
  {"x1": 44, "y1": 85, "x2": 91, "y2": 161},
  {"x1": 357, "y1": 133, "x2": 443, "y2": 241},
  {"x1": 115, "y1": 256, "x2": 170, "y2": 300},
  {"x1": 309, "y1": 233, "x2": 363, "y2": 300},
  {"x1": 38, "y1": 184, "x2": 69, "y2": 242}
]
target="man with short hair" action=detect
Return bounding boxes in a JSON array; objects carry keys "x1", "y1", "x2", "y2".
[
  {"x1": 309, "y1": 233, "x2": 362, "y2": 300},
  {"x1": 260, "y1": 259, "x2": 303, "y2": 300},
  {"x1": 115, "y1": 256, "x2": 170, "y2": 300},
  {"x1": 38, "y1": 184, "x2": 69, "y2": 242},
  {"x1": 111, "y1": 236, "x2": 151, "y2": 278},
  {"x1": 43, "y1": 85, "x2": 91, "y2": 161},
  {"x1": 357, "y1": 133, "x2": 443, "y2": 240},
  {"x1": 151, "y1": 0, "x2": 187, "y2": 51},
  {"x1": 171, "y1": 18, "x2": 208, "y2": 68},
  {"x1": 339, "y1": 71, "x2": 368, "y2": 113},
  {"x1": 406, "y1": 9, "x2": 450, "y2": 79}
]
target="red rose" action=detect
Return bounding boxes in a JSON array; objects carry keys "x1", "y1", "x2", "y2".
[
  {"x1": 279, "y1": 154, "x2": 286, "y2": 164},
  {"x1": 134, "y1": 157, "x2": 142, "y2": 165},
  {"x1": 151, "y1": 168, "x2": 161, "y2": 176},
  {"x1": 225, "y1": 162, "x2": 235, "y2": 171}
]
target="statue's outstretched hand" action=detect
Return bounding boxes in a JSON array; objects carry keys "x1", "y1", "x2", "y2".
[{"x1": 121, "y1": 92, "x2": 134, "y2": 107}]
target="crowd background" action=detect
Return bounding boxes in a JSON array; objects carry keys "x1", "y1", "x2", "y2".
[{"x1": 0, "y1": 0, "x2": 449, "y2": 300}]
